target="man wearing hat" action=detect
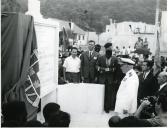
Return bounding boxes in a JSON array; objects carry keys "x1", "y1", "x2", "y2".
[
  {"x1": 114, "y1": 58, "x2": 139, "y2": 115},
  {"x1": 97, "y1": 43, "x2": 115, "y2": 84},
  {"x1": 97, "y1": 43, "x2": 124, "y2": 113}
]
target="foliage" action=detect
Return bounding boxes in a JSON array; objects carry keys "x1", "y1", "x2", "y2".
[
  {"x1": 40, "y1": 0, "x2": 167, "y2": 33},
  {"x1": 2, "y1": 0, "x2": 167, "y2": 33}
]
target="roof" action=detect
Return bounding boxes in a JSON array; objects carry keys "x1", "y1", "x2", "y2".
[
  {"x1": 73, "y1": 24, "x2": 85, "y2": 35},
  {"x1": 56, "y1": 19, "x2": 85, "y2": 35}
]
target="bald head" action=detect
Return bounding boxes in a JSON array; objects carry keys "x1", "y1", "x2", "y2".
[{"x1": 157, "y1": 72, "x2": 167, "y2": 85}]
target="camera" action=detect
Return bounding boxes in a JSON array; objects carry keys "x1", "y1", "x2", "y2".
[
  {"x1": 140, "y1": 96, "x2": 158, "y2": 119},
  {"x1": 147, "y1": 96, "x2": 157, "y2": 106}
]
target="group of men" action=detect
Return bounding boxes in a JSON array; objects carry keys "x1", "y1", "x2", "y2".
[
  {"x1": 62, "y1": 40, "x2": 136, "y2": 114},
  {"x1": 61, "y1": 39, "x2": 166, "y2": 117},
  {"x1": 63, "y1": 40, "x2": 100, "y2": 83},
  {"x1": 134, "y1": 37, "x2": 149, "y2": 49}
]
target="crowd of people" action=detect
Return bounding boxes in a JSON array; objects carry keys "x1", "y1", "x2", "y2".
[
  {"x1": 108, "y1": 71, "x2": 167, "y2": 127},
  {"x1": 1, "y1": 101, "x2": 70, "y2": 127},
  {"x1": 2, "y1": 38, "x2": 167, "y2": 127},
  {"x1": 58, "y1": 39, "x2": 167, "y2": 126}
]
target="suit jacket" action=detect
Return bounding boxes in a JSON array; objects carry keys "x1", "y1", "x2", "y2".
[
  {"x1": 159, "y1": 83, "x2": 167, "y2": 94},
  {"x1": 97, "y1": 55, "x2": 118, "y2": 84},
  {"x1": 80, "y1": 50, "x2": 100, "y2": 79},
  {"x1": 138, "y1": 69, "x2": 159, "y2": 99}
]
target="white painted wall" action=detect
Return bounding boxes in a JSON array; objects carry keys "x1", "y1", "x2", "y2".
[
  {"x1": 38, "y1": 84, "x2": 105, "y2": 123},
  {"x1": 99, "y1": 33, "x2": 155, "y2": 54},
  {"x1": 34, "y1": 19, "x2": 59, "y2": 97},
  {"x1": 76, "y1": 34, "x2": 87, "y2": 46},
  {"x1": 87, "y1": 32, "x2": 98, "y2": 44}
]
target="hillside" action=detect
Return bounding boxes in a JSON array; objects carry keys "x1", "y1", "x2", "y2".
[
  {"x1": 40, "y1": 0, "x2": 167, "y2": 32},
  {"x1": 1, "y1": 0, "x2": 167, "y2": 33}
]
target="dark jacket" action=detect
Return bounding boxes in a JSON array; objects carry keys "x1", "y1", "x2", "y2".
[
  {"x1": 97, "y1": 55, "x2": 118, "y2": 84},
  {"x1": 80, "y1": 50, "x2": 100, "y2": 80},
  {"x1": 138, "y1": 69, "x2": 159, "y2": 99}
]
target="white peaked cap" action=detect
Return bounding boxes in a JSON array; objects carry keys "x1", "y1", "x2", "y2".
[{"x1": 119, "y1": 58, "x2": 135, "y2": 65}]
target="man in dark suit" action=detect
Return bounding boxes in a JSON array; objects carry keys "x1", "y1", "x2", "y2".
[
  {"x1": 80, "y1": 40, "x2": 100, "y2": 83},
  {"x1": 97, "y1": 43, "x2": 124, "y2": 112},
  {"x1": 97, "y1": 43, "x2": 118, "y2": 84},
  {"x1": 138, "y1": 60, "x2": 159, "y2": 101}
]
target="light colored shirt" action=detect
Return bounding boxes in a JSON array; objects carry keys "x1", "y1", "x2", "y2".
[
  {"x1": 115, "y1": 48, "x2": 120, "y2": 56},
  {"x1": 159, "y1": 82, "x2": 167, "y2": 91},
  {"x1": 106, "y1": 58, "x2": 111, "y2": 67},
  {"x1": 143, "y1": 41, "x2": 149, "y2": 48},
  {"x1": 127, "y1": 48, "x2": 131, "y2": 55},
  {"x1": 89, "y1": 51, "x2": 93, "y2": 58},
  {"x1": 121, "y1": 49, "x2": 126, "y2": 55},
  {"x1": 115, "y1": 69, "x2": 139, "y2": 114},
  {"x1": 63, "y1": 56, "x2": 81, "y2": 73},
  {"x1": 135, "y1": 40, "x2": 143, "y2": 49},
  {"x1": 143, "y1": 70, "x2": 151, "y2": 79}
]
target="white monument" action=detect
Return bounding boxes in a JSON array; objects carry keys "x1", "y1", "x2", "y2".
[
  {"x1": 26, "y1": 1, "x2": 106, "y2": 125},
  {"x1": 26, "y1": 0, "x2": 59, "y2": 97}
]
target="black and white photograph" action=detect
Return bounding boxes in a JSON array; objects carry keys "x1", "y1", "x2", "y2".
[{"x1": 1, "y1": 0, "x2": 167, "y2": 127}]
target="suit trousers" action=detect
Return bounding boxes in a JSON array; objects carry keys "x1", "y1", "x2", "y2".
[{"x1": 66, "y1": 72, "x2": 80, "y2": 83}]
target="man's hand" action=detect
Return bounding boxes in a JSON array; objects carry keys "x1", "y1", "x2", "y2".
[
  {"x1": 64, "y1": 78, "x2": 69, "y2": 83},
  {"x1": 65, "y1": 80, "x2": 69, "y2": 83},
  {"x1": 134, "y1": 99, "x2": 151, "y2": 118},
  {"x1": 123, "y1": 109, "x2": 128, "y2": 114},
  {"x1": 81, "y1": 76, "x2": 84, "y2": 82},
  {"x1": 94, "y1": 77, "x2": 98, "y2": 83},
  {"x1": 140, "y1": 100, "x2": 150, "y2": 108}
]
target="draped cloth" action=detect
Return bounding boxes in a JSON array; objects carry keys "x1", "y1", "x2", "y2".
[{"x1": 1, "y1": 13, "x2": 40, "y2": 120}]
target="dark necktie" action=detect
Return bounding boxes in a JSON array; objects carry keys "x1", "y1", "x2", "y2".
[
  {"x1": 89, "y1": 51, "x2": 92, "y2": 58},
  {"x1": 143, "y1": 72, "x2": 146, "y2": 80}
]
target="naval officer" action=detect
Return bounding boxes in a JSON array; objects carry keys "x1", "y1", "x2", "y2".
[{"x1": 114, "y1": 58, "x2": 139, "y2": 115}]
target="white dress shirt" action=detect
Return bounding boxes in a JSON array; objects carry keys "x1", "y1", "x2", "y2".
[{"x1": 63, "y1": 56, "x2": 81, "y2": 73}]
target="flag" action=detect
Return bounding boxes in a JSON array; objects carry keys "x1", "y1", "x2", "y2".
[
  {"x1": 1, "y1": 13, "x2": 40, "y2": 120},
  {"x1": 62, "y1": 26, "x2": 69, "y2": 51},
  {"x1": 25, "y1": 49, "x2": 40, "y2": 108},
  {"x1": 153, "y1": 31, "x2": 161, "y2": 76}
]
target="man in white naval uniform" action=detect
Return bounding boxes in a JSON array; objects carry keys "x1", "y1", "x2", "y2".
[{"x1": 115, "y1": 58, "x2": 139, "y2": 115}]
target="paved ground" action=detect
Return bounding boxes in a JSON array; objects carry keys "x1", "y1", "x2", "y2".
[
  {"x1": 38, "y1": 111, "x2": 114, "y2": 127},
  {"x1": 69, "y1": 112, "x2": 113, "y2": 127}
]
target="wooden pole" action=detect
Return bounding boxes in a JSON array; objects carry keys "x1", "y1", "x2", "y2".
[
  {"x1": 153, "y1": 0, "x2": 161, "y2": 76},
  {"x1": 155, "y1": 0, "x2": 160, "y2": 31}
]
